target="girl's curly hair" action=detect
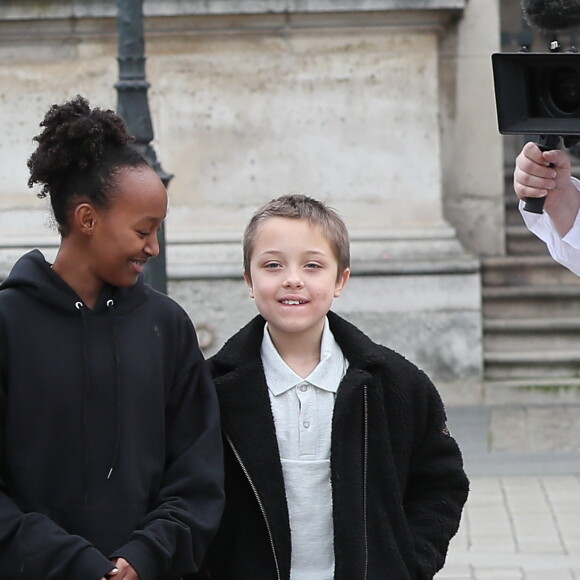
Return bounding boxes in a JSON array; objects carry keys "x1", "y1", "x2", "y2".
[{"x1": 27, "y1": 95, "x2": 147, "y2": 236}]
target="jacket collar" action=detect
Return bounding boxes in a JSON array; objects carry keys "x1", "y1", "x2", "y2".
[{"x1": 210, "y1": 310, "x2": 387, "y2": 378}]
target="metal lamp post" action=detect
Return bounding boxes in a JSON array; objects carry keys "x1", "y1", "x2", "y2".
[{"x1": 116, "y1": 0, "x2": 171, "y2": 293}]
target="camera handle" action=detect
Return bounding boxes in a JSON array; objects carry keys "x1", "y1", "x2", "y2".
[{"x1": 523, "y1": 134, "x2": 561, "y2": 214}]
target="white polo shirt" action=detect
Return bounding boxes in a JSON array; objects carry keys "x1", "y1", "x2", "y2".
[{"x1": 261, "y1": 318, "x2": 348, "y2": 580}]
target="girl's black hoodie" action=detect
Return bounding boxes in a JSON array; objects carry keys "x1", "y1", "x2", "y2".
[{"x1": 0, "y1": 250, "x2": 224, "y2": 580}]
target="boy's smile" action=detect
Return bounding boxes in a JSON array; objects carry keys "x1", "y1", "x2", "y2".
[{"x1": 245, "y1": 216, "x2": 350, "y2": 350}]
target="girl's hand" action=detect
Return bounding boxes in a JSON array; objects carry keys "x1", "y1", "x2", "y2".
[{"x1": 105, "y1": 558, "x2": 140, "y2": 580}]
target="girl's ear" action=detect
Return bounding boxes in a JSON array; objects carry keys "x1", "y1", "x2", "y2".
[
  {"x1": 243, "y1": 271, "x2": 254, "y2": 299},
  {"x1": 334, "y1": 268, "x2": 351, "y2": 298},
  {"x1": 74, "y1": 203, "x2": 97, "y2": 236}
]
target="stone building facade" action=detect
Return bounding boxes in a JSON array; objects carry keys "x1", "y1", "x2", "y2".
[{"x1": 0, "y1": 0, "x2": 503, "y2": 404}]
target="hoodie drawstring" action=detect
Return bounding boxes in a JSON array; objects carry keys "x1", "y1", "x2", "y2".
[
  {"x1": 76, "y1": 299, "x2": 123, "y2": 495},
  {"x1": 75, "y1": 301, "x2": 91, "y2": 503},
  {"x1": 106, "y1": 298, "x2": 122, "y2": 480}
]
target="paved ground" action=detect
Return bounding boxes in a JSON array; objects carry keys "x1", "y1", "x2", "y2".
[
  {"x1": 433, "y1": 406, "x2": 580, "y2": 580},
  {"x1": 436, "y1": 474, "x2": 580, "y2": 580}
]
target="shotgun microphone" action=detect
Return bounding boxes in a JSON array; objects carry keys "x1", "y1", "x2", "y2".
[{"x1": 521, "y1": 0, "x2": 580, "y2": 33}]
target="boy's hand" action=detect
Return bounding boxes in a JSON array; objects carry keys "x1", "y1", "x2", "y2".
[
  {"x1": 103, "y1": 558, "x2": 140, "y2": 580},
  {"x1": 514, "y1": 141, "x2": 580, "y2": 236}
]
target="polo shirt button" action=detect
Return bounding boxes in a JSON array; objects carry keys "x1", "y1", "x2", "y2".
[
  {"x1": 299, "y1": 384, "x2": 308, "y2": 392},
  {"x1": 303, "y1": 421, "x2": 310, "y2": 428}
]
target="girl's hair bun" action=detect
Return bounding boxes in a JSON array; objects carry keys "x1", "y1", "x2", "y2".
[
  {"x1": 27, "y1": 95, "x2": 147, "y2": 236},
  {"x1": 27, "y1": 94, "x2": 133, "y2": 199}
]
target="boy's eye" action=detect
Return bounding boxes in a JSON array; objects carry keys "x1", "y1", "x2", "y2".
[
  {"x1": 138, "y1": 231, "x2": 151, "y2": 237},
  {"x1": 305, "y1": 263, "x2": 322, "y2": 269},
  {"x1": 264, "y1": 262, "x2": 281, "y2": 269}
]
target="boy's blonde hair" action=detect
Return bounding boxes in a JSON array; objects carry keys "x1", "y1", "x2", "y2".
[{"x1": 243, "y1": 194, "x2": 350, "y2": 280}]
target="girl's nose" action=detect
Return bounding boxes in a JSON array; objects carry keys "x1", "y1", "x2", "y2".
[{"x1": 144, "y1": 234, "x2": 160, "y2": 258}]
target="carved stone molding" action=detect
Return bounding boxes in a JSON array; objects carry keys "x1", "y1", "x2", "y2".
[{"x1": 0, "y1": 0, "x2": 466, "y2": 20}]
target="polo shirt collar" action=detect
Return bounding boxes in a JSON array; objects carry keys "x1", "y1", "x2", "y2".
[{"x1": 261, "y1": 317, "x2": 347, "y2": 397}]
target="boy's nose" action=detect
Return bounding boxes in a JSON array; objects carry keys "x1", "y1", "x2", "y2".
[{"x1": 283, "y1": 272, "x2": 304, "y2": 288}]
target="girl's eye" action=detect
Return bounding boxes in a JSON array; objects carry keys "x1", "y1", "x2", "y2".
[{"x1": 138, "y1": 231, "x2": 150, "y2": 238}]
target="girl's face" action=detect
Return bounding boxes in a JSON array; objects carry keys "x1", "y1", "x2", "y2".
[{"x1": 86, "y1": 165, "x2": 167, "y2": 290}]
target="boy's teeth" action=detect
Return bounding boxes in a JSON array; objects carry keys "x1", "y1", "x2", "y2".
[{"x1": 283, "y1": 300, "x2": 302, "y2": 305}]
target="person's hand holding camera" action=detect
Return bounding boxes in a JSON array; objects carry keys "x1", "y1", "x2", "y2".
[{"x1": 514, "y1": 141, "x2": 580, "y2": 237}]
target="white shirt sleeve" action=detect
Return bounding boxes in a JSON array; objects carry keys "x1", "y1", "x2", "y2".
[{"x1": 519, "y1": 176, "x2": 580, "y2": 276}]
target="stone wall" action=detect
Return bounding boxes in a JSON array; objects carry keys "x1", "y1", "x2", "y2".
[{"x1": 0, "y1": 0, "x2": 504, "y2": 403}]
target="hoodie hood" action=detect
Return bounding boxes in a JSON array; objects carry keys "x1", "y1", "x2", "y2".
[
  {"x1": 0, "y1": 249, "x2": 147, "y2": 314},
  {"x1": 0, "y1": 249, "x2": 148, "y2": 486}
]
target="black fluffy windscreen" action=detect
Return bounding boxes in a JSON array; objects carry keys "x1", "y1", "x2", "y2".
[{"x1": 522, "y1": 0, "x2": 580, "y2": 31}]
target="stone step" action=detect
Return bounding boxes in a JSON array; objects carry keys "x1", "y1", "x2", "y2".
[
  {"x1": 505, "y1": 224, "x2": 550, "y2": 256},
  {"x1": 483, "y1": 160, "x2": 580, "y2": 398},
  {"x1": 484, "y1": 317, "x2": 580, "y2": 351},
  {"x1": 484, "y1": 378, "x2": 580, "y2": 405},
  {"x1": 504, "y1": 182, "x2": 523, "y2": 226},
  {"x1": 482, "y1": 255, "x2": 580, "y2": 286},
  {"x1": 484, "y1": 349, "x2": 580, "y2": 380},
  {"x1": 483, "y1": 284, "x2": 580, "y2": 318}
]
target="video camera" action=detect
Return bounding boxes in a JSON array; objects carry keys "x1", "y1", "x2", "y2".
[
  {"x1": 492, "y1": 51, "x2": 580, "y2": 138},
  {"x1": 492, "y1": 0, "x2": 580, "y2": 213}
]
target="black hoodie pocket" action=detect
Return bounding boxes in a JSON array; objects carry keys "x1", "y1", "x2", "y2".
[{"x1": 52, "y1": 504, "x2": 147, "y2": 556}]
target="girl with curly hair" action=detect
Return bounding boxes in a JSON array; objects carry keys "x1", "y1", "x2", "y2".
[{"x1": 0, "y1": 95, "x2": 224, "y2": 580}]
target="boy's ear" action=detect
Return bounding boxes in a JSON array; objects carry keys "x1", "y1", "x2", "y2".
[
  {"x1": 334, "y1": 268, "x2": 350, "y2": 298},
  {"x1": 243, "y1": 271, "x2": 254, "y2": 299}
]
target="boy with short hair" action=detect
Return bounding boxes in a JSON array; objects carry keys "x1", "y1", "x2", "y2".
[{"x1": 203, "y1": 194, "x2": 468, "y2": 580}]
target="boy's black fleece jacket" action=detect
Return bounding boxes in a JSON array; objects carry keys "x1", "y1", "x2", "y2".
[
  {"x1": 0, "y1": 250, "x2": 224, "y2": 580},
  {"x1": 196, "y1": 312, "x2": 469, "y2": 580}
]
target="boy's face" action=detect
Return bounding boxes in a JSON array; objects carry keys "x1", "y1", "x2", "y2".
[{"x1": 244, "y1": 217, "x2": 350, "y2": 346}]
